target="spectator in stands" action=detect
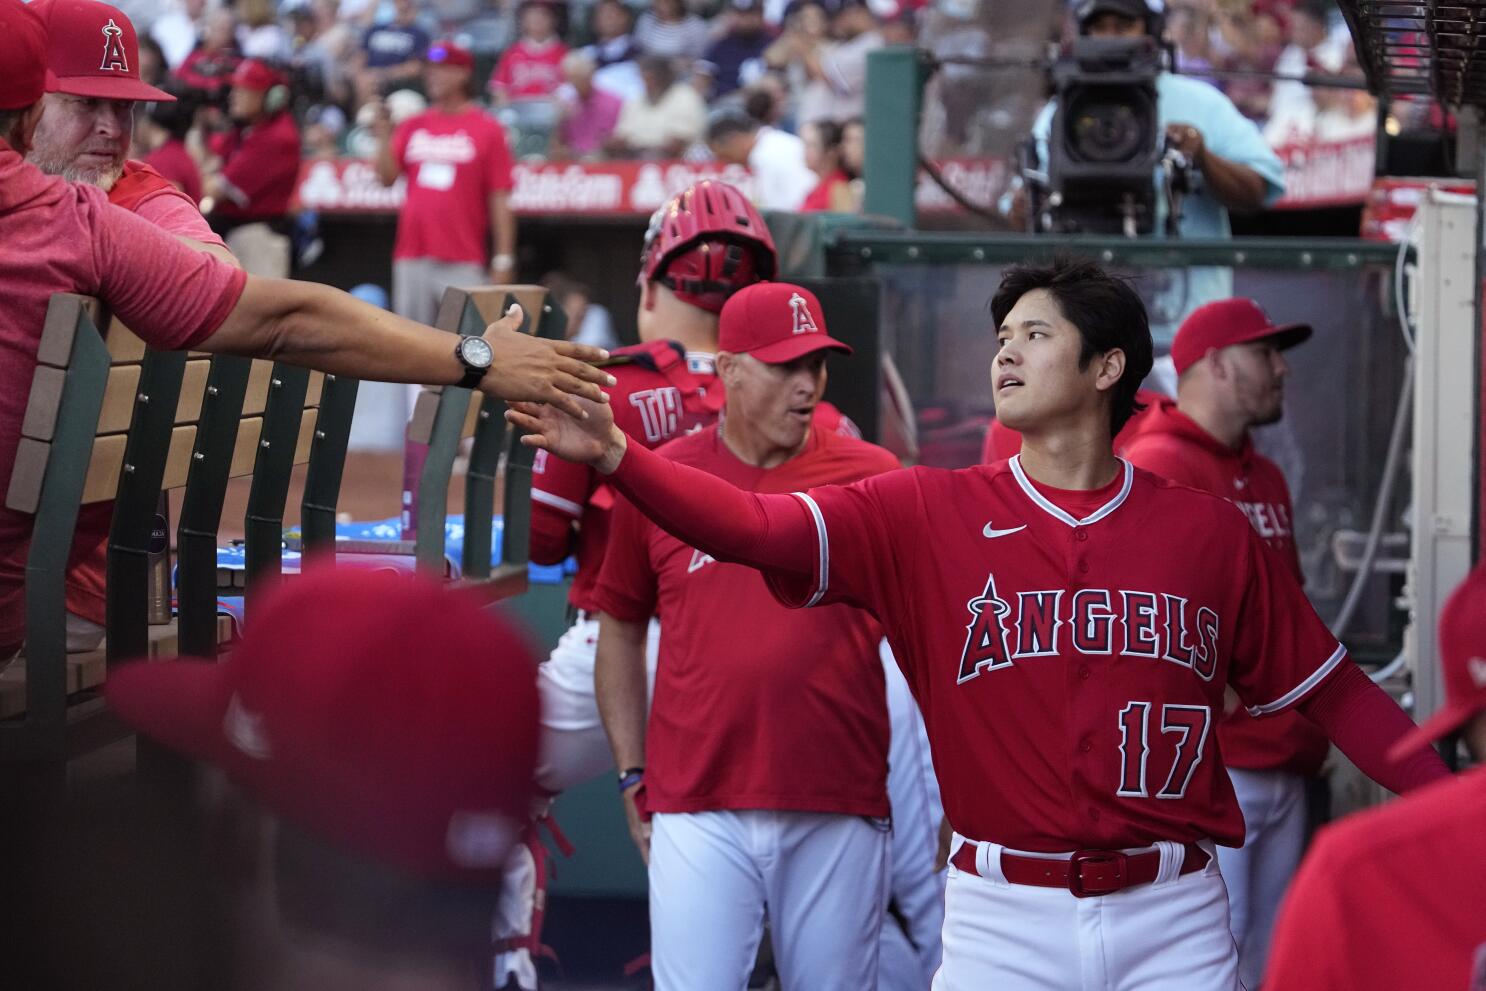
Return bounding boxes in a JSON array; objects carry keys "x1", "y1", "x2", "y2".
[
  {"x1": 150, "y1": 0, "x2": 207, "y2": 69},
  {"x1": 607, "y1": 55, "x2": 707, "y2": 159},
  {"x1": 703, "y1": 0, "x2": 775, "y2": 98},
  {"x1": 490, "y1": 0, "x2": 569, "y2": 104},
  {"x1": 635, "y1": 0, "x2": 711, "y2": 64},
  {"x1": 102, "y1": 570, "x2": 542, "y2": 991},
  {"x1": 1168, "y1": 0, "x2": 1218, "y2": 87},
  {"x1": 235, "y1": 0, "x2": 291, "y2": 60},
  {"x1": 796, "y1": 0, "x2": 883, "y2": 125},
  {"x1": 764, "y1": 0, "x2": 829, "y2": 121},
  {"x1": 353, "y1": 0, "x2": 430, "y2": 108},
  {"x1": 840, "y1": 114, "x2": 864, "y2": 204},
  {"x1": 176, "y1": 7, "x2": 241, "y2": 107},
  {"x1": 584, "y1": 0, "x2": 645, "y2": 101},
  {"x1": 554, "y1": 51, "x2": 622, "y2": 160},
  {"x1": 799, "y1": 119, "x2": 854, "y2": 211},
  {"x1": 204, "y1": 58, "x2": 302, "y2": 276},
  {"x1": 707, "y1": 108, "x2": 817, "y2": 210},
  {"x1": 137, "y1": 34, "x2": 169, "y2": 87},
  {"x1": 1267, "y1": 0, "x2": 1347, "y2": 138},
  {"x1": 138, "y1": 87, "x2": 206, "y2": 204}
]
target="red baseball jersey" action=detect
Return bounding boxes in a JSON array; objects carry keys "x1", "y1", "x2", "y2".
[
  {"x1": 490, "y1": 39, "x2": 568, "y2": 100},
  {"x1": 208, "y1": 112, "x2": 301, "y2": 220},
  {"x1": 391, "y1": 106, "x2": 514, "y2": 266},
  {"x1": 531, "y1": 340, "x2": 859, "y2": 612},
  {"x1": 765, "y1": 455, "x2": 1346, "y2": 851},
  {"x1": 1266, "y1": 767, "x2": 1486, "y2": 991},
  {"x1": 1121, "y1": 398, "x2": 1330, "y2": 776},
  {"x1": 593, "y1": 423, "x2": 898, "y2": 817}
]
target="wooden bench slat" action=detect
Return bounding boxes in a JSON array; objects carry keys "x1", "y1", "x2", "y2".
[
  {"x1": 102, "y1": 317, "x2": 147, "y2": 363},
  {"x1": 95, "y1": 363, "x2": 143, "y2": 435},
  {"x1": 173, "y1": 358, "x2": 213, "y2": 424},
  {"x1": 305, "y1": 370, "x2": 325, "y2": 407},
  {"x1": 18, "y1": 365, "x2": 67, "y2": 442},
  {"x1": 241, "y1": 360, "x2": 274, "y2": 416},
  {"x1": 294, "y1": 408, "x2": 318, "y2": 463},
  {"x1": 81, "y1": 425, "x2": 198, "y2": 505},
  {"x1": 7, "y1": 437, "x2": 52, "y2": 514}
]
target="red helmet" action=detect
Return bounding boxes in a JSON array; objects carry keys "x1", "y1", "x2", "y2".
[{"x1": 639, "y1": 180, "x2": 777, "y2": 314}]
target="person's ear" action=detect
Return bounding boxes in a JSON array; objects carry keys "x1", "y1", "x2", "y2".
[{"x1": 1093, "y1": 347, "x2": 1126, "y2": 394}]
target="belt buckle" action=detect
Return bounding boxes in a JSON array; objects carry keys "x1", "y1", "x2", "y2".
[{"x1": 1068, "y1": 849, "x2": 1128, "y2": 898}]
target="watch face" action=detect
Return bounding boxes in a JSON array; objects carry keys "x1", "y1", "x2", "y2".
[{"x1": 460, "y1": 336, "x2": 494, "y2": 368}]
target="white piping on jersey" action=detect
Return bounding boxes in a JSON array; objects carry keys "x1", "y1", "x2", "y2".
[
  {"x1": 1246, "y1": 643, "x2": 1348, "y2": 716},
  {"x1": 1008, "y1": 454, "x2": 1134, "y2": 528},
  {"x1": 532, "y1": 488, "x2": 584, "y2": 518},
  {"x1": 792, "y1": 491, "x2": 829, "y2": 607}
]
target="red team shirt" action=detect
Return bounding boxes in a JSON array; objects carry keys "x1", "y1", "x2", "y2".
[
  {"x1": 594, "y1": 423, "x2": 898, "y2": 817},
  {"x1": 531, "y1": 340, "x2": 859, "y2": 612},
  {"x1": 1121, "y1": 397, "x2": 1330, "y2": 776},
  {"x1": 491, "y1": 39, "x2": 568, "y2": 100},
  {"x1": 765, "y1": 455, "x2": 1346, "y2": 851},
  {"x1": 207, "y1": 112, "x2": 301, "y2": 220},
  {"x1": 391, "y1": 107, "x2": 514, "y2": 266},
  {"x1": 1266, "y1": 768, "x2": 1486, "y2": 990},
  {"x1": 0, "y1": 145, "x2": 247, "y2": 651}
]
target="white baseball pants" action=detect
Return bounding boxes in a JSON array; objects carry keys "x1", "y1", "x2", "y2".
[
  {"x1": 1215, "y1": 767, "x2": 1307, "y2": 990},
  {"x1": 880, "y1": 641, "x2": 945, "y2": 990},
  {"x1": 934, "y1": 836, "x2": 1240, "y2": 991},
  {"x1": 649, "y1": 809, "x2": 890, "y2": 991}
]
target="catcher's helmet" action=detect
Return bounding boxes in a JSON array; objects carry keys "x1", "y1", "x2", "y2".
[{"x1": 639, "y1": 180, "x2": 777, "y2": 314}]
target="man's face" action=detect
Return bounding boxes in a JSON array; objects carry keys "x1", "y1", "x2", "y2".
[
  {"x1": 593, "y1": 0, "x2": 629, "y2": 39},
  {"x1": 229, "y1": 85, "x2": 267, "y2": 122},
  {"x1": 722, "y1": 351, "x2": 829, "y2": 453},
  {"x1": 1217, "y1": 339, "x2": 1288, "y2": 427},
  {"x1": 841, "y1": 122, "x2": 864, "y2": 174},
  {"x1": 393, "y1": 0, "x2": 417, "y2": 23},
  {"x1": 1292, "y1": 12, "x2": 1328, "y2": 50},
  {"x1": 993, "y1": 288, "x2": 1113, "y2": 433},
  {"x1": 521, "y1": 4, "x2": 557, "y2": 40},
  {"x1": 28, "y1": 93, "x2": 134, "y2": 190},
  {"x1": 424, "y1": 63, "x2": 469, "y2": 102},
  {"x1": 708, "y1": 131, "x2": 751, "y2": 166},
  {"x1": 1085, "y1": 12, "x2": 1147, "y2": 38}
]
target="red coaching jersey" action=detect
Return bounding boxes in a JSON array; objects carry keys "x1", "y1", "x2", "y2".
[
  {"x1": 1122, "y1": 398, "x2": 1330, "y2": 776},
  {"x1": 391, "y1": 106, "x2": 514, "y2": 267},
  {"x1": 594, "y1": 423, "x2": 897, "y2": 817},
  {"x1": 767, "y1": 455, "x2": 1346, "y2": 851},
  {"x1": 1266, "y1": 767, "x2": 1486, "y2": 991},
  {"x1": 531, "y1": 340, "x2": 860, "y2": 612},
  {"x1": 0, "y1": 146, "x2": 246, "y2": 652},
  {"x1": 209, "y1": 112, "x2": 301, "y2": 221}
]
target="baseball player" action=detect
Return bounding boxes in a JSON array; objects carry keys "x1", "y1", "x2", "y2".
[
  {"x1": 1121, "y1": 298, "x2": 1328, "y2": 988},
  {"x1": 509, "y1": 255, "x2": 1452, "y2": 989},
  {"x1": 506, "y1": 179, "x2": 944, "y2": 990},
  {"x1": 593, "y1": 282, "x2": 897, "y2": 990},
  {"x1": 27, "y1": 0, "x2": 236, "y2": 656},
  {"x1": 1266, "y1": 562, "x2": 1486, "y2": 991}
]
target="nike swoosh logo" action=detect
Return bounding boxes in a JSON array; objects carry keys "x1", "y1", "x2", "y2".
[{"x1": 983, "y1": 523, "x2": 1027, "y2": 539}]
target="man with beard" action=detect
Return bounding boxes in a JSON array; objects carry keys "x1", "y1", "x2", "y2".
[
  {"x1": 1121, "y1": 298, "x2": 1326, "y2": 989},
  {"x1": 29, "y1": 0, "x2": 237, "y2": 656},
  {"x1": 204, "y1": 58, "x2": 301, "y2": 275},
  {"x1": 29, "y1": 0, "x2": 231, "y2": 262}
]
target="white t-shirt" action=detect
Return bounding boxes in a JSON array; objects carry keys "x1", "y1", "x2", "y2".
[{"x1": 748, "y1": 126, "x2": 819, "y2": 212}]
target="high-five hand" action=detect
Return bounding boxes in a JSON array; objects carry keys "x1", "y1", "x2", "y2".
[
  {"x1": 480, "y1": 304, "x2": 615, "y2": 419},
  {"x1": 506, "y1": 396, "x2": 628, "y2": 474}
]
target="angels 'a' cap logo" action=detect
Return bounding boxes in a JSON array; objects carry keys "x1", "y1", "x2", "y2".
[
  {"x1": 99, "y1": 18, "x2": 129, "y2": 72},
  {"x1": 789, "y1": 292, "x2": 819, "y2": 336}
]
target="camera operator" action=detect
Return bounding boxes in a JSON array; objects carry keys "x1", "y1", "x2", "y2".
[{"x1": 1016, "y1": 0, "x2": 1284, "y2": 325}]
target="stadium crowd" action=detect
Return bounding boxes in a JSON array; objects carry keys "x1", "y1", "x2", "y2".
[{"x1": 100, "y1": 0, "x2": 1367, "y2": 219}]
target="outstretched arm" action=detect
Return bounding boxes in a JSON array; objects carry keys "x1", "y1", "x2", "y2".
[
  {"x1": 1297, "y1": 662, "x2": 1452, "y2": 794},
  {"x1": 507, "y1": 400, "x2": 815, "y2": 576}
]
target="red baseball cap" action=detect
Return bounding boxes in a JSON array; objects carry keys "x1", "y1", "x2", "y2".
[
  {"x1": 1389, "y1": 563, "x2": 1486, "y2": 759},
  {"x1": 718, "y1": 282, "x2": 853, "y2": 364},
  {"x1": 0, "y1": 0, "x2": 49, "y2": 111},
  {"x1": 32, "y1": 0, "x2": 174, "y2": 102},
  {"x1": 1170, "y1": 298, "x2": 1312, "y2": 377},
  {"x1": 229, "y1": 57, "x2": 290, "y2": 92},
  {"x1": 105, "y1": 569, "x2": 541, "y2": 881},
  {"x1": 426, "y1": 38, "x2": 474, "y2": 69}
]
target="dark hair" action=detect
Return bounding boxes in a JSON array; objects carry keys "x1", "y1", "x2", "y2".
[
  {"x1": 0, "y1": 108, "x2": 23, "y2": 145},
  {"x1": 707, "y1": 108, "x2": 758, "y2": 143},
  {"x1": 810, "y1": 119, "x2": 843, "y2": 151},
  {"x1": 989, "y1": 255, "x2": 1153, "y2": 436},
  {"x1": 146, "y1": 82, "x2": 198, "y2": 140}
]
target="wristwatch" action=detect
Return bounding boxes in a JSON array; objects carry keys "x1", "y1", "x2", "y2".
[{"x1": 454, "y1": 335, "x2": 493, "y2": 389}]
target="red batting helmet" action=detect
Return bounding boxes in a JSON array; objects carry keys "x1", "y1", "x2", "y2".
[{"x1": 639, "y1": 179, "x2": 777, "y2": 314}]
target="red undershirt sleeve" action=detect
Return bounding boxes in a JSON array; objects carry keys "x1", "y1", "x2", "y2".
[
  {"x1": 607, "y1": 440, "x2": 815, "y2": 576},
  {"x1": 1296, "y1": 662, "x2": 1453, "y2": 794}
]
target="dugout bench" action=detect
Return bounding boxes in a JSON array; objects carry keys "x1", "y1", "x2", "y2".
[{"x1": 1, "y1": 284, "x2": 564, "y2": 768}]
